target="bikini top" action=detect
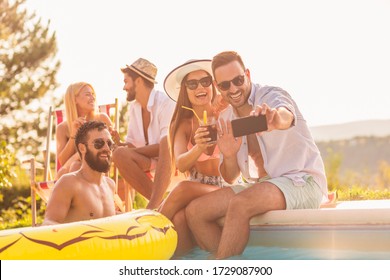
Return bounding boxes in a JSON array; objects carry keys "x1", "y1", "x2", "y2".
[{"x1": 187, "y1": 118, "x2": 220, "y2": 162}]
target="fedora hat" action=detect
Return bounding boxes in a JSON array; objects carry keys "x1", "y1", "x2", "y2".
[
  {"x1": 164, "y1": 59, "x2": 212, "y2": 102},
  {"x1": 122, "y1": 58, "x2": 157, "y2": 84}
]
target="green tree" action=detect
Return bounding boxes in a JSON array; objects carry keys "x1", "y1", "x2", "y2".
[
  {"x1": 0, "y1": 0, "x2": 61, "y2": 158},
  {"x1": 0, "y1": 140, "x2": 15, "y2": 190}
]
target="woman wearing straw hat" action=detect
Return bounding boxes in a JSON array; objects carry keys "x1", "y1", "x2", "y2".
[{"x1": 159, "y1": 59, "x2": 228, "y2": 255}]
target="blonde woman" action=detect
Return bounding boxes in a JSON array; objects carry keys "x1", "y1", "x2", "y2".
[
  {"x1": 159, "y1": 59, "x2": 228, "y2": 255},
  {"x1": 56, "y1": 82, "x2": 112, "y2": 179}
]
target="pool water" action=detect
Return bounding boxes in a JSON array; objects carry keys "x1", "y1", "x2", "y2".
[{"x1": 177, "y1": 246, "x2": 390, "y2": 260}]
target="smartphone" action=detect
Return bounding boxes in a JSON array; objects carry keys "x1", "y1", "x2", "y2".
[{"x1": 231, "y1": 115, "x2": 268, "y2": 137}]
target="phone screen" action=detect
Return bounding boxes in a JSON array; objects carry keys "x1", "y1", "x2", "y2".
[{"x1": 231, "y1": 115, "x2": 268, "y2": 137}]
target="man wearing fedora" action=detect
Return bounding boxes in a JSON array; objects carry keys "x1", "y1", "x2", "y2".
[{"x1": 111, "y1": 58, "x2": 175, "y2": 210}]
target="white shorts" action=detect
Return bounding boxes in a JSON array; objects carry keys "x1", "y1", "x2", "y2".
[{"x1": 229, "y1": 175, "x2": 323, "y2": 210}]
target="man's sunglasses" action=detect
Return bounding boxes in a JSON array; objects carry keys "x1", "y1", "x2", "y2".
[
  {"x1": 185, "y1": 76, "x2": 212, "y2": 90},
  {"x1": 216, "y1": 74, "x2": 245, "y2": 91},
  {"x1": 87, "y1": 138, "x2": 115, "y2": 151}
]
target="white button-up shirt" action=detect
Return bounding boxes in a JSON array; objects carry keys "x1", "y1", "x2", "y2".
[
  {"x1": 125, "y1": 89, "x2": 175, "y2": 147},
  {"x1": 219, "y1": 84, "x2": 328, "y2": 199}
]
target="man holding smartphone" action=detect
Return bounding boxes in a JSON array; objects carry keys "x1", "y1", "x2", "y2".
[{"x1": 186, "y1": 51, "x2": 328, "y2": 259}]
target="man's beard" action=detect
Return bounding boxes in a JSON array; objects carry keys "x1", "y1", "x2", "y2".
[
  {"x1": 126, "y1": 87, "x2": 136, "y2": 102},
  {"x1": 85, "y1": 147, "x2": 111, "y2": 173}
]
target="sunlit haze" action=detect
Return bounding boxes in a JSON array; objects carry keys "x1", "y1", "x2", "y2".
[{"x1": 24, "y1": 0, "x2": 390, "y2": 126}]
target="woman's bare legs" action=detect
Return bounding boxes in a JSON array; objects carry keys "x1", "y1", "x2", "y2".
[
  {"x1": 159, "y1": 181, "x2": 219, "y2": 219},
  {"x1": 159, "y1": 180, "x2": 220, "y2": 255}
]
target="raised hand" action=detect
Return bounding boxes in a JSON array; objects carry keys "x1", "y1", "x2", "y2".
[
  {"x1": 216, "y1": 118, "x2": 241, "y2": 159},
  {"x1": 71, "y1": 116, "x2": 87, "y2": 137}
]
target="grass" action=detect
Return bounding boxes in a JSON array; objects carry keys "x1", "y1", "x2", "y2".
[
  {"x1": 336, "y1": 185, "x2": 390, "y2": 201},
  {"x1": 2, "y1": 163, "x2": 390, "y2": 230}
]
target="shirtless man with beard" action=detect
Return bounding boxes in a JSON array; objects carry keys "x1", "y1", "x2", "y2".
[{"x1": 43, "y1": 121, "x2": 116, "y2": 225}]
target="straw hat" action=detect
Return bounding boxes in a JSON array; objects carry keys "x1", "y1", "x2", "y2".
[
  {"x1": 164, "y1": 59, "x2": 212, "y2": 102},
  {"x1": 121, "y1": 58, "x2": 158, "y2": 84}
]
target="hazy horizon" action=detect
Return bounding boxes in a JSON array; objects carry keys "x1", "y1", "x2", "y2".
[{"x1": 23, "y1": 0, "x2": 390, "y2": 127}]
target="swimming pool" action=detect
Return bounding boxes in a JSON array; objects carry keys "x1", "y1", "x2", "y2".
[
  {"x1": 179, "y1": 200, "x2": 390, "y2": 260},
  {"x1": 179, "y1": 244, "x2": 390, "y2": 260},
  {"x1": 179, "y1": 226, "x2": 390, "y2": 260}
]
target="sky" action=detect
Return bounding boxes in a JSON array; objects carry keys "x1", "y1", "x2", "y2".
[{"x1": 24, "y1": 0, "x2": 390, "y2": 127}]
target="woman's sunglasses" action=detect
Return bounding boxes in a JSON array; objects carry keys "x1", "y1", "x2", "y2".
[
  {"x1": 217, "y1": 74, "x2": 245, "y2": 91},
  {"x1": 88, "y1": 138, "x2": 115, "y2": 151},
  {"x1": 185, "y1": 76, "x2": 212, "y2": 90}
]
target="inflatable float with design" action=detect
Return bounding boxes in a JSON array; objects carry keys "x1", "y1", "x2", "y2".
[{"x1": 0, "y1": 209, "x2": 177, "y2": 260}]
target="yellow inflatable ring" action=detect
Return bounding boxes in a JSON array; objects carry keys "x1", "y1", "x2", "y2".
[{"x1": 0, "y1": 209, "x2": 177, "y2": 260}]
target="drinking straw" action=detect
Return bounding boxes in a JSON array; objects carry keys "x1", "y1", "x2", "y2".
[
  {"x1": 181, "y1": 106, "x2": 202, "y2": 123},
  {"x1": 203, "y1": 110, "x2": 207, "y2": 125}
]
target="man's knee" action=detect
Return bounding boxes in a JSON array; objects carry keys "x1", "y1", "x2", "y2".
[
  {"x1": 112, "y1": 146, "x2": 123, "y2": 163},
  {"x1": 185, "y1": 199, "x2": 200, "y2": 227},
  {"x1": 172, "y1": 209, "x2": 186, "y2": 225},
  {"x1": 112, "y1": 146, "x2": 133, "y2": 165},
  {"x1": 227, "y1": 194, "x2": 248, "y2": 217}
]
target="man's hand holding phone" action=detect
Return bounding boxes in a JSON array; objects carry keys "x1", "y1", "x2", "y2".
[
  {"x1": 254, "y1": 103, "x2": 294, "y2": 131},
  {"x1": 231, "y1": 105, "x2": 269, "y2": 137}
]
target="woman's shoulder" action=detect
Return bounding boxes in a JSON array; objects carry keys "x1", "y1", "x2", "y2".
[
  {"x1": 57, "y1": 120, "x2": 68, "y2": 129},
  {"x1": 95, "y1": 112, "x2": 112, "y2": 125},
  {"x1": 175, "y1": 118, "x2": 193, "y2": 145},
  {"x1": 56, "y1": 120, "x2": 69, "y2": 136},
  {"x1": 177, "y1": 118, "x2": 192, "y2": 133}
]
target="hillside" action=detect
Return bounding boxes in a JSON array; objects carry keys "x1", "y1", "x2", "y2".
[
  {"x1": 310, "y1": 119, "x2": 390, "y2": 142},
  {"x1": 316, "y1": 136, "x2": 390, "y2": 177},
  {"x1": 309, "y1": 120, "x2": 390, "y2": 184}
]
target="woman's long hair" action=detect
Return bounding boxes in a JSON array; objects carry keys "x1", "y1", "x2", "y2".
[
  {"x1": 168, "y1": 73, "x2": 217, "y2": 165},
  {"x1": 64, "y1": 82, "x2": 97, "y2": 133}
]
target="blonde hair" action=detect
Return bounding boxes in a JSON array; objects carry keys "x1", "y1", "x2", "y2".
[{"x1": 64, "y1": 82, "x2": 97, "y2": 133}]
